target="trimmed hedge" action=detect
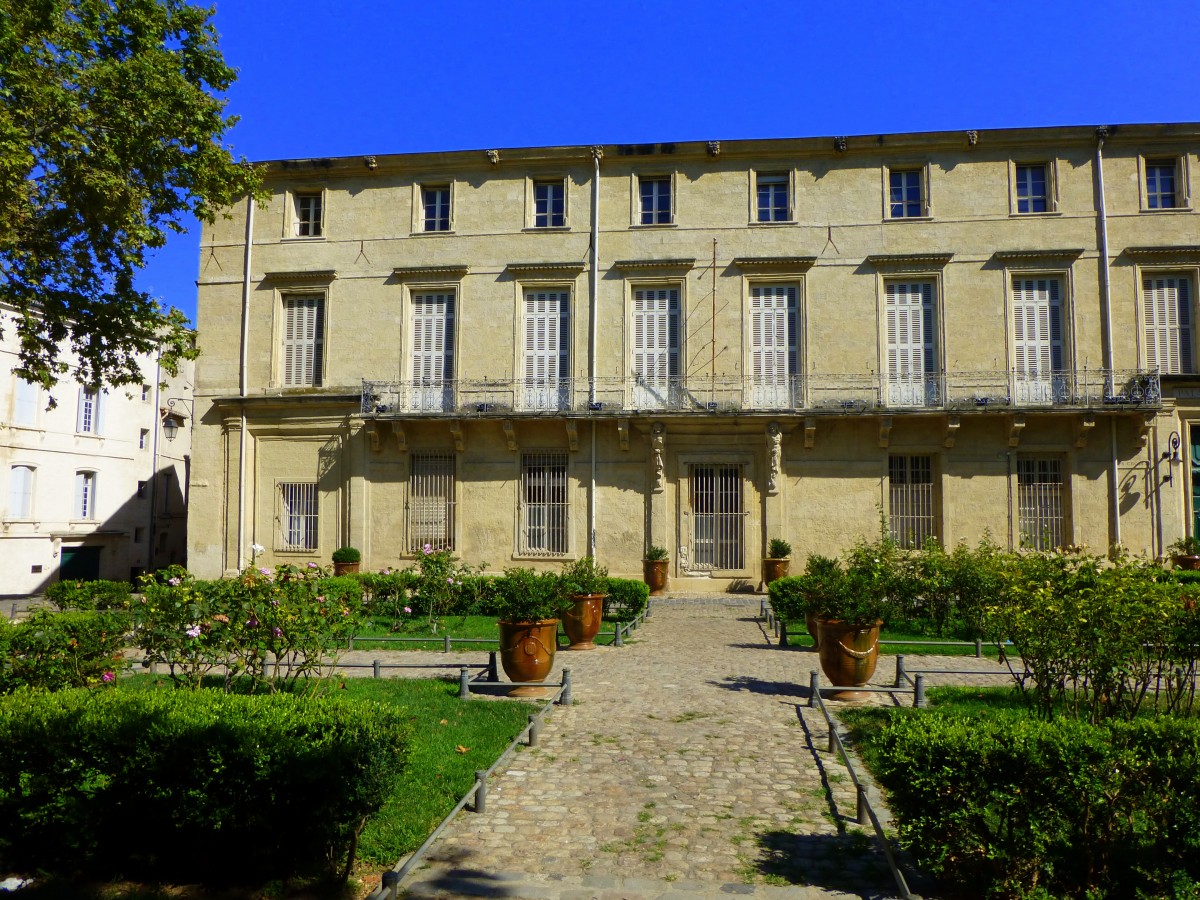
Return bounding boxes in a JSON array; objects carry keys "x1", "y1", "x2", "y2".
[
  {"x1": 45, "y1": 578, "x2": 131, "y2": 611},
  {"x1": 0, "y1": 688, "x2": 410, "y2": 881},
  {"x1": 604, "y1": 577, "x2": 649, "y2": 621},
  {"x1": 0, "y1": 610, "x2": 129, "y2": 694},
  {"x1": 865, "y1": 710, "x2": 1200, "y2": 898}
]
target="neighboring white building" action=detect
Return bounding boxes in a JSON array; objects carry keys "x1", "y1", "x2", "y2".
[{"x1": 0, "y1": 305, "x2": 194, "y2": 594}]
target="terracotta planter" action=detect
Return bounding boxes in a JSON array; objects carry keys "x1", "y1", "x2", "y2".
[
  {"x1": 805, "y1": 612, "x2": 821, "y2": 651},
  {"x1": 562, "y1": 594, "x2": 605, "y2": 650},
  {"x1": 762, "y1": 558, "x2": 790, "y2": 588},
  {"x1": 333, "y1": 561, "x2": 360, "y2": 576},
  {"x1": 816, "y1": 618, "x2": 883, "y2": 701},
  {"x1": 643, "y1": 559, "x2": 668, "y2": 595},
  {"x1": 498, "y1": 619, "x2": 559, "y2": 696},
  {"x1": 1173, "y1": 555, "x2": 1200, "y2": 571}
]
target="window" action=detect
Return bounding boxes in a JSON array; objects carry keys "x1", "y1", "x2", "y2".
[
  {"x1": 76, "y1": 389, "x2": 101, "y2": 434},
  {"x1": 689, "y1": 464, "x2": 745, "y2": 570},
  {"x1": 519, "y1": 452, "x2": 568, "y2": 556},
  {"x1": 293, "y1": 192, "x2": 323, "y2": 236},
  {"x1": 639, "y1": 176, "x2": 672, "y2": 225},
  {"x1": 631, "y1": 286, "x2": 681, "y2": 409},
  {"x1": 533, "y1": 180, "x2": 565, "y2": 228},
  {"x1": 13, "y1": 377, "x2": 38, "y2": 426},
  {"x1": 139, "y1": 428, "x2": 149, "y2": 450},
  {"x1": 410, "y1": 291, "x2": 455, "y2": 410},
  {"x1": 282, "y1": 294, "x2": 325, "y2": 387},
  {"x1": 1143, "y1": 273, "x2": 1193, "y2": 374},
  {"x1": 884, "y1": 280, "x2": 939, "y2": 406},
  {"x1": 75, "y1": 471, "x2": 96, "y2": 520},
  {"x1": 9, "y1": 465, "x2": 34, "y2": 519},
  {"x1": 1015, "y1": 164, "x2": 1049, "y2": 213},
  {"x1": 522, "y1": 289, "x2": 570, "y2": 410},
  {"x1": 1012, "y1": 277, "x2": 1067, "y2": 403},
  {"x1": 889, "y1": 169, "x2": 924, "y2": 218},
  {"x1": 1017, "y1": 456, "x2": 1065, "y2": 551},
  {"x1": 422, "y1": 185, "x2": 451, "y2": 232},
  {"x1": 1146, "y1": 158, "x2": 1180, "y2": 209},
  {"x1": 141, "y1": 383, "x2": 151, "y2": 401},
  {"x1": 278, "y1": 482, "x2": 318, "y2": 551},
  {"x1": 888, "y1": 455, "x2": 935, "y2": 549},
  {"x1": 136, "y1": 480, "x2": 147, "y2": 498},
  {"x1": 749, "y1": 284, "x2": 798, "y2": 408},
  {"x1": 409, "y1": 453, "x2": 455, "y2": 552},
  {"x1": 755, "y1": 173, "x2": 790, "y2": 222}
]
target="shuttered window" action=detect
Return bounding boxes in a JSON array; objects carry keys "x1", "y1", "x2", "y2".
[
  {"x1": 278, "y1": 482, "x2": 318, "y2": 551},
  {"x1": 409, "y1": 453, "x2": 455, "y2": 552},
  {"x1": 1143, "y1": 275, "x2": 1193, "y2": 374},
  {"x1": 885, "y1": 280, "x2": 937, "y2": 406},
  {"x1": 410, "y1": 291, "x2": 455, "y2": 410},
  {"x1": 1013, "y1": 277, "x2": 1065, "y2": 403},
  {"x1": 888, "y1": 455, "x2": 935, "y2": 549},
  {"x1": 282, "y1": 295, "x2": 325, "y2": 387},
  {"x1": 523, "y1": 290, "x2": 570, "y2": 410},
  {"x1": 9, "y1": 465, "x2": 34, "y2": 519},
  {"x1": 1017, "y1": 457, "x2": 1065, "y2": 551},
  {"x1": 519, "y1": 452, "x2": 568, "y2": 556},
  {"x1": 13, "y1": 378, "x2": 38, "y2": 426},
  {"x1": 749, "y1": 284, "x2": 798, "y2": 408},
  {"x1": 632, "y1": 286, "x2": 680, "y2": 408}
]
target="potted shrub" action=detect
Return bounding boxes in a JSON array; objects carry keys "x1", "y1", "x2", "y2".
[
  {"x1": 643, "y1": 545, "x2": 669, "y2": 595},
  {"x1": 331, "y1": 546, "x2": 361, "y2": 576},
  {"x1": 763, "y1": 537, "x2": 792, "y2": 589},
  {"x1": 493, "y1": 567, "x2": 562, "y2": 696},
  {"x1": 559, "y1": 556, "x2": 609, "y2": 651},
  {"x1": 1169, "y1": 536, "x2": 1200, "y2": 571}
]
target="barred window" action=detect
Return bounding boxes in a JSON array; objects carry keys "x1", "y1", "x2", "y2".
[
  {"x1": 1017, "y1": 456, "x2": 1065, "y2": 551},
  {"x1": 889, "y1": 455, "x2": 935, "y2": 549},
  {"x1": 409, "y1": 453, "x2": 455, "y2": 552},
  {"x1": 278, "y1": 482, "x2": 318, "y2": 551},
  {"x1": 519, "y1": 452, "x2": 568, "y2": 556}
]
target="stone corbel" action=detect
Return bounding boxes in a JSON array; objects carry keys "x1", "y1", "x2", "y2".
[
  {"x1": 617, "y1": 418, "x2": 630, "y2": 452},
  {"x1": 804, "y1": 417, "x2": 817, "y2": 450},
  {"x1": 565, "y1": 420, "x2": 578, "y2": 452},
  {"x1": 394, "y1": 423, "x2": 407, "y2": 453},
  {"x1": 944, "y1": 415, "x2": 961, "y2": 449},
  {"x1": 502, "y1": 419, "x2": 518, "y2": 452},
  {"x1": 365, "y1": 419, "x2": 383, "y2": 452},
  {"x1": 878, "y1": 416, "x2": 893, "y2": 449},
  {"x1": 449, "y1": 421, "x2": 464, "y2": 453},
  {"x1": 1136, "y1": 412, "x2": 1156, "y2": 450},
  {"x1": 651, "y1": 422, "x2": 666, "y2": 493},
  {"x1": 1008, "y1": 414, "x2": 1026, "y2": 448},
  {"x1": 1074, "y1": 414, "x2": 1096, "y2": 449}
]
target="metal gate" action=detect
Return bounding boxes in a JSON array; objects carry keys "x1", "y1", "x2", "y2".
[{"x1": 689, "y1": 464, "x2": 745, "y2": 570}]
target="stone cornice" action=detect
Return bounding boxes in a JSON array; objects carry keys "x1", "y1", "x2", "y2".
[
  {"x1": 391, "y1": 264, "x2": 470, "y2": 280},
  {"x1": 1124, "y1": 246, "x2": 1200, "y2": 263},
  {"x1": 260, "y1": 269, "x2": 337, "y2": 284},
  {"x1": 864, "y1": 253, "x2": 954, "y2": 271},
  {"x1": 504, "y1": 262, "x2": 587, "y2": 278},
  {"x1": 992, "y1": 248, "x2": 1085, "y2": 266},
  {"x1": 731, "y1": 256, "x2": 818, "y2": 274},
  {"x1": 612, "y1": 258, "x2": 696, "y2": 272}
]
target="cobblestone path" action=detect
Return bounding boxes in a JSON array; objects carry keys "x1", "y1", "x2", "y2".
[{"x1": 343, "y1": 597, "x2": 1013, "y2": 900}]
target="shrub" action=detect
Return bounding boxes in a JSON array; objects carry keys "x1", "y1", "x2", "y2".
[
  {"x1": 604, "y1": 577, "x2": 649, "y2": 621},
  {"x1": 44, "y1": 579, "x2": 131, "y2": 611},
  {"x1": 0, "y1": 688, "x2": 410, "y2": 881},
  {"x1": 407, "y1": 547, "x2": 488, "y2": 632},
  {"x1": 1169, "y1": 535, "x2": 1200, "y2": 557},
  {"x1": 490, "y1": 567, "x2": 562, "y2": 622},
  {"x1": 0, "y1": 610, "x2": 128, "y2": 694},
  {"x1": 644, "y1": 545, "x2": 668, "y2": 561},
  {"x1": 560, "y1": 556, "x2": 609, "y2": 596},
  {"x1": 331, "y1": 546, "x2": 361, "y2": 564},
  {"x1": 867, "y1": 710, "x2": 1200, "y2": 898},
  {"x1": 356, "y1": 570, "x2": 417, "y2": 625},
  {"x1": 767, "y1": 537, "x2": 792, "y2": 559}
]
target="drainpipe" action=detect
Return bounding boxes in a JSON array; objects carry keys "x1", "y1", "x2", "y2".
[
  {"x1": 1095, "y1": 127, "x2": 1121, "y2": 550},
  {"x1": 588, "y1": 147, "x2": 601, "y2": 557},
  {"x1": 236, "y1": 195, "x2": 254, "y2": 573},
  {"x1": 148, "y1": 350, "x2": 163, "y2": 573}
]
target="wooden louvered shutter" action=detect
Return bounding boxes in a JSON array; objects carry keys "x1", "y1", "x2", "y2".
[
  {"x1": 1144, "y1": 276, "x2": 1193, "y2": 374},
  {"x1": 523, "y1": 290, "x2": 569, "y2": 409},
  {"x1": 750, "y1": 285, "x2": 797, "y2": 406},
  {"x1": 886, "y1": 281, "x2": 935, "y2": 405},
  {"x1": 283, "y1": 295, "x2": 324, "y2": 387},
  {"x1": 632, "y1": 287, "x2": 680, "y2": 408},
  {"x1": 411, "y1": 293, "x2": 455, "y2": 383}
]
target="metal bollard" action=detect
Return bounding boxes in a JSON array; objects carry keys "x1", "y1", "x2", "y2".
[
  {"x1": 894, "y1": 655, "x2": 906, "y2": 688},
  {"x1": 488, "y1": 650, "x2": 498, "y2": 682},
  {"x1": 645, "y1": 600, "x2": 652, "y2": 619},
  {"x1": 975, "y1": 638, "x2": 983, "y2": 658},
  {"x1": 473, "y1": 770, "x2": 487, "y2": 813},
  {"x1": 373, "y1": 659, "x2": 381, "y2": 679},
  {"x1": 827, "y1": 722, "x2": 837, "y2": 755},
  {"x1": 347, "y1": 636, "x2": 355, "y2": 650},
  {"x1": 856, "y1": 784, "x2": 869, "y2": 826},
  {"x1": 381, "y1": 870, "x2": 400, "y2": 899},
  {"x1": 614, "y1": 624, "x2": 623, "y2": 647},
  {"x1": 527, "y1": 713, "x2": 541, "y2": 746},
  {"x1": 914, "y1": 673, "x2": 927, "y2": 708},
  {"x1": 10, "y1": 602, "x2": 17, "y2": 621},
  {"x1": 444, "y1": 634, "x2": 452, "y2": 653},
  {"x1": 808, "y1": 669, "x2": 820, "y2": 708},
  {"x1": 458, "y1": 667, "x2": 471, "y2": 700},
  {"x1": 779, "y1": 622, "x2": 788, "y2": 647},
  {"x1": 559, "y1": 668, "x2": 573, "y2": 706}
]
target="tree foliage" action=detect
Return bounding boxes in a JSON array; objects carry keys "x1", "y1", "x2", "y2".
[{"x1": 0, "y1": 0, "x2": 263, "y2": 393}]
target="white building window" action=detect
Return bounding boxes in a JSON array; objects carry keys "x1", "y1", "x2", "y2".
[
  {"x1": 519, "y1": 452, "x2": 568, "y2": 557},
  {"x1": 293, "y1": 192, "x2": 323, "y2": 236},
  {"x1": 139, "y1": 428, "x2": 149, "y2": 450},
  {"x1": 9, "y1": 465, "x2": 34, "y2": 520},
  {"x1": 884, "y1": 280, "x2": 939, "y2": 407},
  {"x1": 533, "y1": 180, "x2": 566, "y2": 228},
  {"x1": 749, "y1": 284, "x2": 798, "y2": 408},
  {"x1": 75, "y1": 471, "x2": 97, "y2": 520},
  {"x1": 76, "y1": 389, "x2": 102, "y2": 434},
  {"x1": 522, "y1": 289, "x2": 570, "y2": 411},
  {"x1": 13, "y1": 377, "x2": 38, "y2": 426},
  {"x1": 1017, "y1": 456, "x2": 1065, "y2": 551},
  {"x1": 410, "y1": 291, "x2": 455, "y2": 410},
  {"x1": 278, "y1": 482, "x2": 318, "y2": 551},
  {"x1": 282, "y1": 294, "x2": 325, "y2": 387},
  {"x1": 1143, "y1": 274, "x2": 1193, "y2": 374},
  {"x1": 409, "y1": 453, "x2": 455, "y2": 552},
  {"x1": 888, "y1": 455, "x2": 935, "y2": 549}
]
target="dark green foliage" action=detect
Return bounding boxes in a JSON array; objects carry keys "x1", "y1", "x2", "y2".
[
  {"x1": 490, "y1": 567, "x2": 562, "y2": 622},
  {"x1": 864, "y1": 710, "x2": 1200, "y2": 898},
  {"x1": 604, "y1": 577, "x2": 649, "y2": 621},
  {"x1": 44, "y1": 579, "x2": 131, "y2": 611},
  {"x1": 0, "y1": 688, "x2": 410, "y2": 881},
  {"x1": 331, "y1": 546, "x2": 361, "y2": 564},
  {"x1": 559, "y1": 556, "x2": 609, "y2": 596},
  {"x1": 0, "y1": 610, "x2": 128, "y2": 693},
  {"x1": 767, "y1": 537, "x2": 792, "y2": 559},
  {"x1": 643, "y1": 545, "x2": 669, "y2": 561}
]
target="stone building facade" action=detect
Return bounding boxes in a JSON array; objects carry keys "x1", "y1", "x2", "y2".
[{"x1": 190, "y1": 124, "x2": 1198, "y2": 588}]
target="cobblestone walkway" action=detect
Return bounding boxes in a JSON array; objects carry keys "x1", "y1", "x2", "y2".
[{"x1": 340, "y1": 597, "x2": 1013, "y2": 900}]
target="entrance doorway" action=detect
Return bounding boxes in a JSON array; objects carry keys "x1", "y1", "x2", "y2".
[
  {"x1": 688, "y1": 464, "x2": 745, "y2": 571},
  {"x1": 60, "y1": 546, "x2": 101, "y2": 581}
]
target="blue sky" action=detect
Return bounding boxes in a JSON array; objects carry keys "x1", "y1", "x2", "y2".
[{"x1": 136, "y1": 0, "x2": 1200, "y2": 324}]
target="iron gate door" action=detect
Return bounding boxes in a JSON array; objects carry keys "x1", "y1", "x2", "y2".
[{"x1": 689, "y1": 464, "x2": 745, "y2": 571}]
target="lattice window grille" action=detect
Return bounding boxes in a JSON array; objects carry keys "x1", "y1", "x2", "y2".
[
  {"x1": 888, "y1": 455, "x2": 935, "y2": 549},
  {"x1": 409, "y1": 453, "x2": 456, "y2": 552},
  {"x1": 1017, "y1": 457, "x2": 1065, "y2": 551},
  {"x1": 519, "y1": 452, "x2": 568, "y2": 557},
  {"x1": 279, "y1": 482, "x2": 318, "y2": 551}
]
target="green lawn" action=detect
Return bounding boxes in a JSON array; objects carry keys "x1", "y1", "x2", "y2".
[{"x1": 349, "y1": 614, "x2": 627, "y2": 651}]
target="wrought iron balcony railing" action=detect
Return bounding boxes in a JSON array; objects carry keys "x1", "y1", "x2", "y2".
[{"x1": 361, "y1": 370, "x2": 1161, "y2": 417}]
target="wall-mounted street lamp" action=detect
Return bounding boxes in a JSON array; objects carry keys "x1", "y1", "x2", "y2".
[
  {"x1": 1163, "y1": 431, "x2": 1182, "y2": 486},
  {"x1": 161, "y1": 397, "x2": 193, "y2": 442}
]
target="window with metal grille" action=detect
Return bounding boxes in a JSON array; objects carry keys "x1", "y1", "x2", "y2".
[
  {"x1": 889, "y1": 169, "x2": 924, "y2": 218},
  {"x1": 755, "y1": 173, "x2": 789, "y2": 222},
  {"x1": 1143, "y1": 274, "x2": 1193, "y2": 374},
  {"x1": 409, "y1": 453, "x2": 455, "y2": 552},
  {"x1": 282, "y1": 295, "x2": 325, "y2": 387},
  {"x1": 1017, "y1": 456, "x2": 1065, "y2": 551},
  {"x1": 689, "y1": 464, "x2": 744, "y2": 570},
  {"x1": 1015, "y1": 164, "x2": 1049, "y2": 213},
  {"x1": 423, "y1": 185, "x2": 451, "y2": 231},
  {"x1": 749, "y1": 284, "x2": 798, "y2": 408},
  {"x1": 639, "y1": 177, "x2": 672, "y2": 224},
  {"x1": 278, "y1": 482, "x2": 318, "y2": 551},
  {"x1": 294, "y1": 193, "x2": 323, "y2": 236},
  {"x1": 1146, "y1": 159, "x2": 1179, "y2": 209},
  {"x1": 519, "y1": 452, "x2": 568, "y2": 556},
  {"x1": 888, "y1": 455, "x2": 935, "y2": 549},
  {"x1": 533, "y1": 180, "x2": 565, "y2": 227}
]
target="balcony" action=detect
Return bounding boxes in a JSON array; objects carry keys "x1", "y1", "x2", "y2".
[{"x1": 361, "y1": 369, "x2": 1161, "y2": 418}]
